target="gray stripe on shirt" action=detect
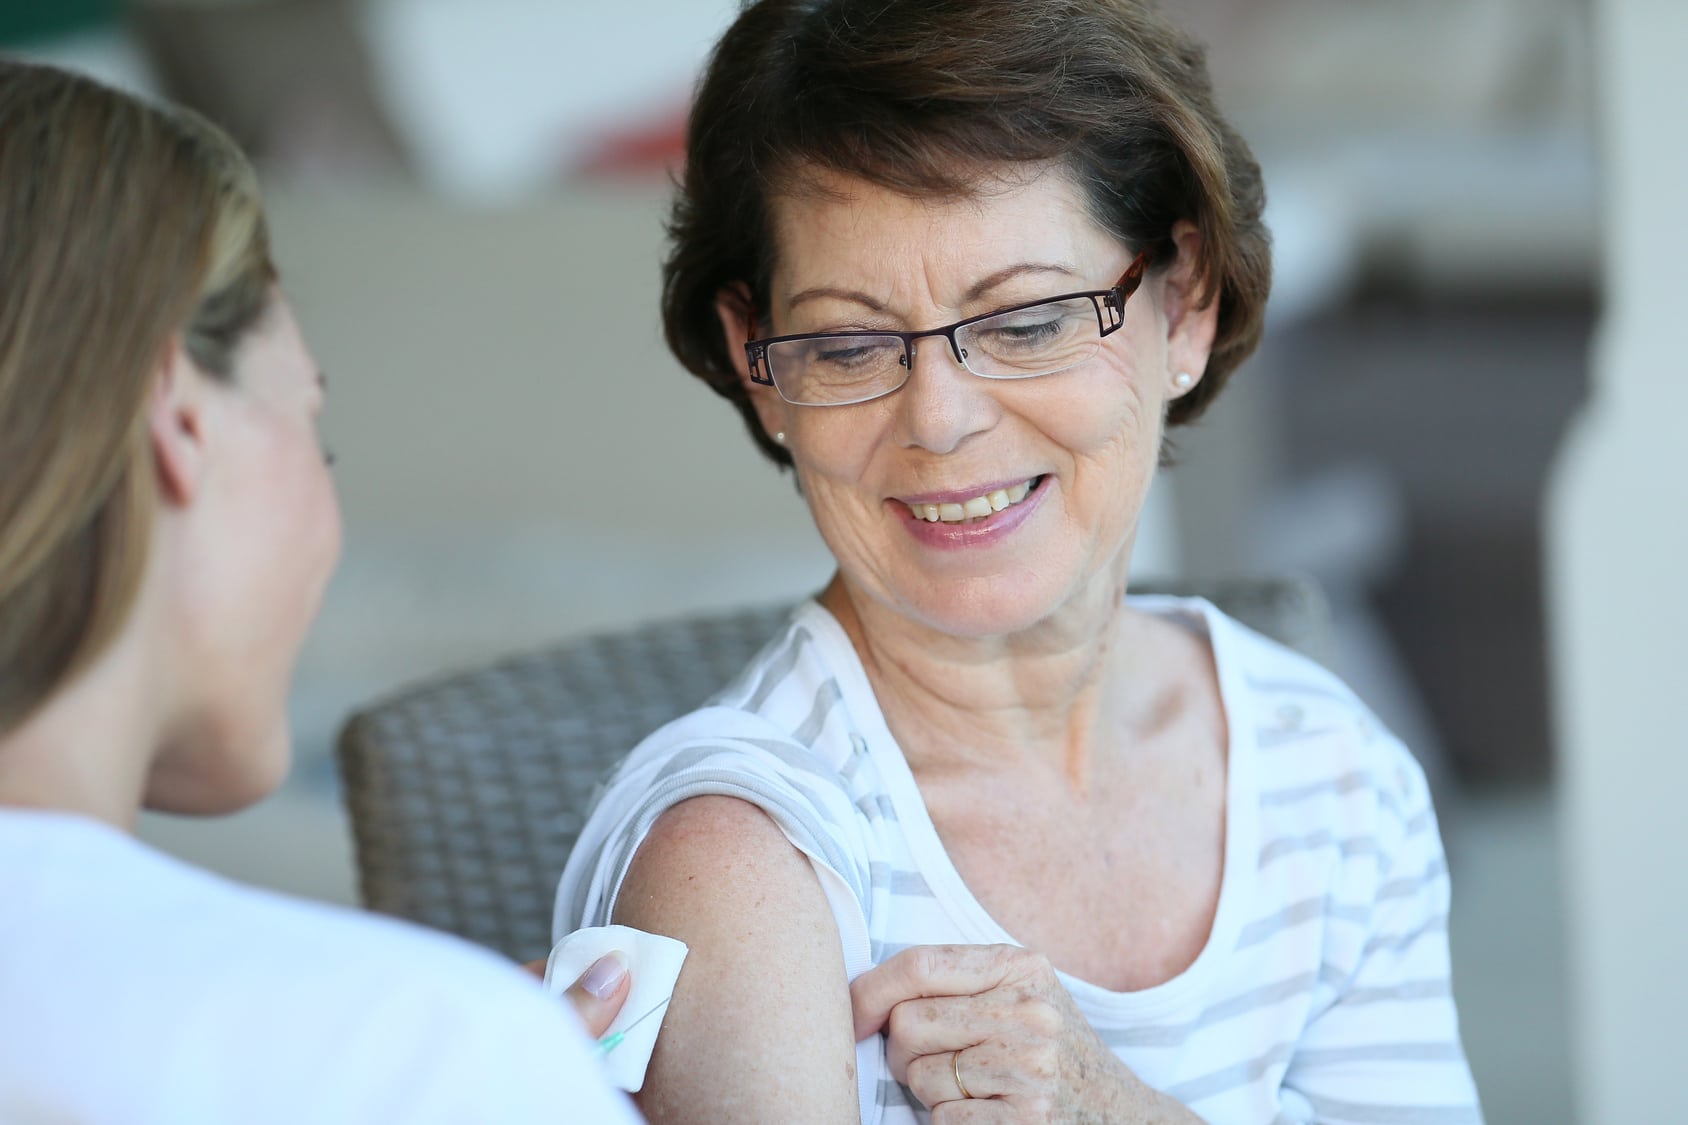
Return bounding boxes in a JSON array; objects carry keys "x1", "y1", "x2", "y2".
[
  {"x1": 856, "y1": 792, "x2": 898, "y2": 823},
  {"x1": 657, "y1": 744, "x2": 846, "y2": 826},
  {"x1": 1257, "y1": 725, "x2": 1344, "y2": 749},
  {"x1": 1261, "y1": 771, "x2": 1405, "y2": 819},
  {"x1": 1363, "y1": 913, "x2": 1449, "y2": 958},
  {"x1": 1101, "y1": 972, "x2": 1317, "y2": 1049},
  {"x1": 1340, "y1": 979, "x2": 1453, "y2": 1007},
  {"x1": 1245, "y1": 675, "x2": 1355, "y2": 704},
  {"x1": 1292, "y1": 1041, "x2": 1468, "y2": 1068},
  {"x1": 793, "y1": 678, "x2": 843, "y2": 747},
  {"x1": 1378, "y1": 856, "x2": 1449, "y2": 903},
  {"x1": 1260, "y1": 771, "x2": 1373, "y2": 807},
  {"x1": 1167, "y1": 1040, "x2": 1295, "y2": 1103},
  {"x1": 870, "y1": 862, "x2": 936, "y2": 898},
  {"x1": 1300, "y1": 1093, "x2": 1482, "y2": 1124},
  {"x1": 1258, "y1": 830, "x2": 1383, "y2": 869},
  {"x1": 838, "y1": 736, "x2": 871, "y2": 783},
  {"x1": 1237, "y1": 896, "x2": 1370, "y2": 950},
  {"x1": 743, "y1": 626, "x2": 812, "y2": 713}
]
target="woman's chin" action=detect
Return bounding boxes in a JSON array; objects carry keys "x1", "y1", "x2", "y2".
[
  {"x1": 882, "y1": 579, "x2": 1074, "y2": 641},
  {"x1": 842, "y1": 550, "x2": 1132, "y2": 642}
]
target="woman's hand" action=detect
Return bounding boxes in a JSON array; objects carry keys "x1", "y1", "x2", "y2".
[
  {"x1": 850, "y1": 944, "x2": 1201, "y2": 1123},
  {"x1": 523, "y1": 951, "x2": 632, "y2": 1040}
]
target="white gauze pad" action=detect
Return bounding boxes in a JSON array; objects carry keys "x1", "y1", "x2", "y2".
[{"x1": 544, "y1": 924, "x2": 689, "y2": 1092}]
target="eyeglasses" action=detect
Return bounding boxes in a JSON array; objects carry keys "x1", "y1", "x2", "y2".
[{"x1": 745, "y1": 251, "x2": 1149, "y2": 407}]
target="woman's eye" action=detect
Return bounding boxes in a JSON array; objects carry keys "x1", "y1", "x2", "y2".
[
  {"x1": 978, "y1": 317, "x2": 1067, "y2": 350},
  {"x1": 812, "y1": 340, "x2": 900, "y2": 372},
  {"x1": 996, "y1": 319, "x2": 1063, "y2": 340}
]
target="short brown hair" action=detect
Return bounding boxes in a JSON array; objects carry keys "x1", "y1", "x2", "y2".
[
  {"x1": 0, "y1": 62, "x2": 275, "y2": 733},
  {"x1": 662, "y1": 0, "x2": 1271, "y2": 468}
]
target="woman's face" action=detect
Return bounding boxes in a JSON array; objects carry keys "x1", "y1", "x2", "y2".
[
  {"x1": 146, "y1": 296, "x2": 342, "y2": 814},
  {"x1": 729, "y1": 167, "x2": 1214, "y2": 639}
]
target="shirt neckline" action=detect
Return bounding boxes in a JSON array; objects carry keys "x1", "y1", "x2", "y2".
[{"x1": 793, "y1": 594, "x2": 1259, "y2": 1021}]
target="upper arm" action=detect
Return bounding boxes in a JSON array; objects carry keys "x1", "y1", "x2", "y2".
[
  {"x1": 1281, "y1": 766, "x2": 1483, "y2": 1123},
  {"x1": 611, "y1": 794, "x2": 860, "y2": 1124}
]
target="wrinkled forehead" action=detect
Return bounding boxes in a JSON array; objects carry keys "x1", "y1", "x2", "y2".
[{"x1": 762, "y1": 162, "x2": 1123, "y2": 307}]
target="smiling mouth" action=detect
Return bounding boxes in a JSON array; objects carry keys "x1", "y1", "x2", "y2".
[{"x1": 902, "y1": 476, "x2": 1042, "y2": 524}]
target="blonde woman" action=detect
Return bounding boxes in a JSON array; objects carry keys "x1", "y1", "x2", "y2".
[{"x1": 0, "y1": 62, "x2": 637, "y2": 1123}]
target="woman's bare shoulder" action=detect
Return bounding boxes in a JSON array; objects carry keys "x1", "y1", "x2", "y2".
[{"x1": 612, "y1": 795, "x2": 860, "y2": 1124}]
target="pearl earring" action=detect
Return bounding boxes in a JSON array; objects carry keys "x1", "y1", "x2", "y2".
[
  {"x1": 1173, "y1": 372, "x2": 1193, "y2": 391},
  {"x1": 774, "y1": 431, "x2": 786, "y2": 445}
]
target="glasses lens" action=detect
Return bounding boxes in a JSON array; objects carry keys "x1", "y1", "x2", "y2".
[
  {"x1": 957, "y1": 297, "x2": 1103, "y2": 378},
  {"x1": 766, "y1": 335, "x2": 908, "y2": 405}
]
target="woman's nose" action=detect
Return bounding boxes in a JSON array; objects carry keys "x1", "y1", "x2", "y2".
[{"x1": 892, "y1": 339, "x2": 999, "y2": 455}]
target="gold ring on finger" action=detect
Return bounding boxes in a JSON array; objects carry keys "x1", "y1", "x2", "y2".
[{"x1": 953, "y1": 1049, "x2": 973, "y2": 1100}]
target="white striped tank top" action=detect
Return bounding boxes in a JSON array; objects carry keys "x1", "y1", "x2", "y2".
[{"x1": 556, "y1": 596, "x2": 1483, "y2": 1124}]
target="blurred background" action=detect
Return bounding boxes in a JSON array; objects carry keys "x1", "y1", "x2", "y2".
[{"x1": 5, "y1": 1, "x2": 1679, "y2": 1121}]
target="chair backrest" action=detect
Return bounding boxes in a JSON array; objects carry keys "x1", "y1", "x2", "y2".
[{"x1": 335, "y1": 579, "x2": 1328, "y2": 961}]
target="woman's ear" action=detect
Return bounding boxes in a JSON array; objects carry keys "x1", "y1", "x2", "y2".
[
  {"x1": 148, "y1": 340, "x2": 210, "y2": 507},
  {"x1": 1160, "y1": 220, "x2": 1220, "y2": 393},
  {"x1": 714, "y1": 282, "x2": 790, "y2": 441},
  {"x1": 714, "y1": 281, "x2": 759, "y2": 389}
]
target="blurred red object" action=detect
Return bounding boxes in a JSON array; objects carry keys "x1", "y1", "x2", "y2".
[{"x1": 569, "y1": 104, "x2": 689, "y2": 181}]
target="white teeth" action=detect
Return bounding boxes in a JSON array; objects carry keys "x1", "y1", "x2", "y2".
[{"x1": 905, "y1": 478, "x2": 1037, "y2": 524}]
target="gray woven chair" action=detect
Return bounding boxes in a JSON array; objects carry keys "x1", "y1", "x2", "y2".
[{"x1": 335, "y1": 579, "x2": 1328, "y2": 962}]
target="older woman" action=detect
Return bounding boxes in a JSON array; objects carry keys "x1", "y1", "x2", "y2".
[
  {"x1": 557, "y1": 0, "x2": 1482, "y2": 1122},
  {"x1": 0, "y1": 62, "x2": 636, "y2": 1123}
]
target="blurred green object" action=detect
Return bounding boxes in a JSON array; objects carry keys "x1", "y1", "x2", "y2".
[{"x1": 0, "y1": 0, "x2": 121, "y2": 47}]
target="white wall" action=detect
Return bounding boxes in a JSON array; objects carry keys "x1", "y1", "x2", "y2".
[{"x1": 1546, "y1": 1, "x2": 1688, "y2": 1120}]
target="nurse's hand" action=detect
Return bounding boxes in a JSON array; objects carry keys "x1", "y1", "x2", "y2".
[{"x1": 524, "y1": 951, "x2": 632, "y2": 1039}]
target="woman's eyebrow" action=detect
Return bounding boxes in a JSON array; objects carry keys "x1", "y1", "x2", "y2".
[
  {"x1": 962, "y1": 262, "x2": 1078, "y2": 303},
  {"x1": 787, "y1": 287, "x2": 887, "y2": 313},
  {"x1": 785, "y1": 262, "x2": 1080, "y2": 315}
]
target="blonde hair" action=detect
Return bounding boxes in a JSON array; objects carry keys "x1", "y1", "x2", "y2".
[{"x1": 0, "y1": 62, "x2": 276, "y2": 733}]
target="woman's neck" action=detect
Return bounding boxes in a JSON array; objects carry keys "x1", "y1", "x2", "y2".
[
  {"x1": 0, "y1": 610, "x2": 167, "y2": 831},
  {"x1": 820, "y1": 560, "x2": 1160, "y2": 793}
]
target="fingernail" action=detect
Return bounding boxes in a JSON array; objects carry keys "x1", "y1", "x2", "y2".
[{"x1": 580, "y1": 951, "x2": 628, "y2": 1000}]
